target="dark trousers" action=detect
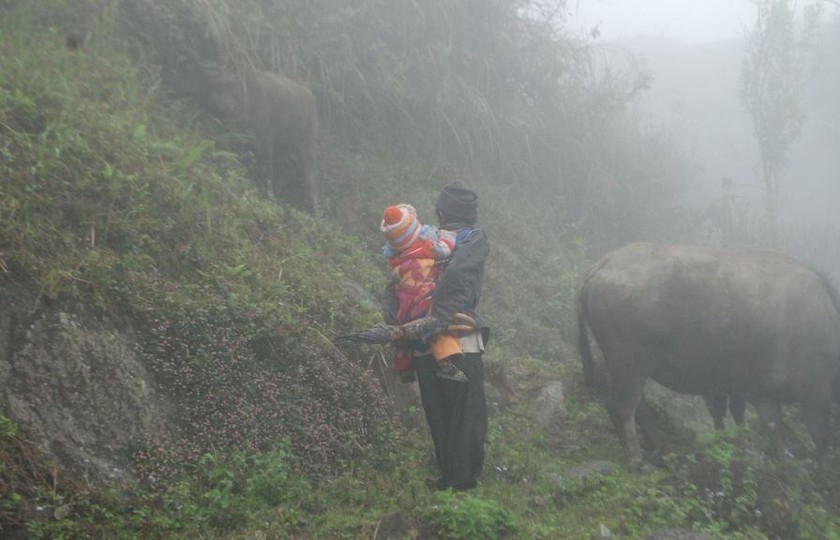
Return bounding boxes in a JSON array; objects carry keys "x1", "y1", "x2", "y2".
[{"x1": 414, "y1": 352, "x2": 487, "y2": 489}]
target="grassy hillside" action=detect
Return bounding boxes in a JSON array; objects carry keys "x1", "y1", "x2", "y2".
[{"x1": 3, "y1": 2, "x2": 840, "y2": 539}]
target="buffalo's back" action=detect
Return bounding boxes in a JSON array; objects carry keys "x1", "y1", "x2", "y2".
[{"x1": 581, "y1": 243, "x2": 840, "y2": 396}]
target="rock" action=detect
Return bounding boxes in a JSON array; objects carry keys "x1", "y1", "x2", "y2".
[
  {"x1": 594, "y1": 523, "x2": 613, "y2": 539},
  {"x1": 338, "y1": 280, "x2": 378, "y2": 310},
  {"x1": 374, "y1": 512, "x2": 428, "y2": 539},
  {"x1": 0, "y1": 284, "x2": 172, "y2": 484},
  {"x1": 565, "y1": 460, "x2": 620, "y2": 481},
  {"x1": 533, "y1": 381, "x2": 566, "y2": 428},
  {"x1": 529, "y1": 495, "x2": 547, "y2": 509},
  {"x1": 645, "y1": 530, "x2": 719, "y2": 540}
]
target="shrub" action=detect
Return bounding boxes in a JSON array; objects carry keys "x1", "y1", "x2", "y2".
[{"x1": 424, "y1": 491, "x2": 516, "y2": 540}]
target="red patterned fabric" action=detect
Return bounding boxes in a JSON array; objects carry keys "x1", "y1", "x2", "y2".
[{"x1": 389, "y1": 239, "x2": 443, "y2": 324}]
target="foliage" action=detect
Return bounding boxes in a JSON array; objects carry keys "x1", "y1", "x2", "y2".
[
  {"x1": 0, "y1": 417, "x2": 18, "y2": 439},
  {"x1": 0, "y1": 3, "x2": 395, "y2": 485},
  {"x1": 424, "y1": 490, "x2": 516, "y2": 540},
  {"x1": 112, "y1": 0, "x2": 692, "y2": 246},
  {"x1": 119, "y1": 0, "x2": 577, "y2": 175},
  {"x1": 141, "y1": 447, "x2": 309, "y2": 533},
  {"x1": 660, "y1": 424, "x2": 840, "y2": 540},
  {"x1": 0, "y1": 416, "x2": 93, "y2": 537},
  {"x1": 15, "y1": 447, "x2": 309, "y2": 539}
]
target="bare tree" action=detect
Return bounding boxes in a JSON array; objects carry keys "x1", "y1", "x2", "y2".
[{"x1": 740, "y1": 0, "x2": 823, "y2": 244}]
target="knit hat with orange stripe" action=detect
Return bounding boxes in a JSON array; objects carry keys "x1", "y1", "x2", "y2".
[{"x1": 381, "y1": 204, "x2": 421, "y2": 253}]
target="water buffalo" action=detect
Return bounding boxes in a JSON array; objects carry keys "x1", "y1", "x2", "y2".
[
  {"x1": 577, "y1": 242, "x2": 840, "y2": 467},
  {"x1": 181, "y1": 62, "x2": 318, "y2": 212}
]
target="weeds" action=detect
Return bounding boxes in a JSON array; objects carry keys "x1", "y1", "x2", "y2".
[{"x1": 425, "y1": 491, "x2": 516, "y2": 540}]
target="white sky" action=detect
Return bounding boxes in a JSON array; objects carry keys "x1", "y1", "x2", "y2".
[{"x1": 568, "y1": 0, "x2": 836, "y2": 44}]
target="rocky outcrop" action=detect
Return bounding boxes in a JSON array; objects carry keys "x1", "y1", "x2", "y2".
[{"x1": 0, "y1": 284, "x2": 171, "y2": 483}]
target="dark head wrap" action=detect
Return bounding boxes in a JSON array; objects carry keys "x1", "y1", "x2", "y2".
[{"x1": 435, "y1": 180, "x2": 478, "y2": 224}]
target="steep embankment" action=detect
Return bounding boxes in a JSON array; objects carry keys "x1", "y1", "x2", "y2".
[
  {"x1": 0, "y1": 3, "x2": 593, "y2": 490},
  {"x1": 0, "y1": 18, "x2": 397, "y2": 488}
]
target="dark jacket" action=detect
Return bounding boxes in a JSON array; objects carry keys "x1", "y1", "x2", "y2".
[{"x1": 382, "y1": 224, "x2": 490, "y2": 346}]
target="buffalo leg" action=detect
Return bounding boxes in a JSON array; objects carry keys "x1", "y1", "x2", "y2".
[
  {"x1": 635, "y1": 398, "x2": 665, "y2": 456},
  {"x1": 298, "y1": 134, "x2": 318, "y2": 213},
  {"x1": 801, "y1": 385, "x2": 832, "y2": 456},
  {"x1": 704, "y1": 394, "x2": 728, "y2": 430},
  {"x1": 753, "y1": 398, "x2": 785, "y2": 460},
  {"x1": 271, "y1": 142, "x2": 287, "y2": 204},
  {"x1": 606, "y1": 403, "x2": 643, "y2": 468},
  {"x1": 729, "y1": 393, "x2": 746, "y2": 425},
  {"x1": 604, "y1": 374, "x2": 647, "y2": 468},
  {"x1": 255, "y1": 138, "x2": 274, "y2": 199}
]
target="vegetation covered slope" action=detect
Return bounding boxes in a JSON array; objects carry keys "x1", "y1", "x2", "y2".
[{"x1": 2, "y1": 1, "x2": 840, "y2": 538}]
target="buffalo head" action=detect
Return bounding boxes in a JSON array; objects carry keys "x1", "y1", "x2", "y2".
[{"x1": 175, "y1": 61, "x2": 319, "y2": 213}]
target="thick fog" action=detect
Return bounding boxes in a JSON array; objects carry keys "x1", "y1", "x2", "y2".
[
  {"x1": 570, "y1": 0, "x2": 828, "y2": 43},
  {"x1": 570, "y1": 1, "x2": 840, "y2": 280}
]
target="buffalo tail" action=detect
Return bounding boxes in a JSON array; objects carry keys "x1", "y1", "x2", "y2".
[{"x1": 576, "y1": 285, "x2": 597, "y2": 390}]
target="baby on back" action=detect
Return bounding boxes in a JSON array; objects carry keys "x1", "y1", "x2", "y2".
[{"x1": 381, "y1": 204, "x2": 467, "y2": 383}]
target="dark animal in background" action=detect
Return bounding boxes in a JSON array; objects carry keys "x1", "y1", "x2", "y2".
[
  {"x1": 180, "y1": 62, "x2": 318, "y2": 212},
  {"x1": 577, "y1": 242, "x2": 840, "y2": 468},
  {"x1": 66, "y1": 29, "x2": 91, "y2": 49},
  {"x1": 64, "y1": 0, "x2": 99, "y2": 50}
]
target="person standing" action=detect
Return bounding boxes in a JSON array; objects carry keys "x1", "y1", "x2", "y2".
[{"x1": 382, "y1": 180, "x2": 489, "y2": 490}]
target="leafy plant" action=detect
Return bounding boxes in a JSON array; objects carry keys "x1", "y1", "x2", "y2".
[
  {"x1": 0, "y1": 416, "x2": 18, "y2": 439},
  {"x1": 425, "y1": 491, "x2": 516, "y2": 540}
]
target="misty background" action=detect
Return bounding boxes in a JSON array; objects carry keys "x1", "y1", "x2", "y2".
[{"x1": 571, "y1": 0, "x2": 840, "y2": 280}]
